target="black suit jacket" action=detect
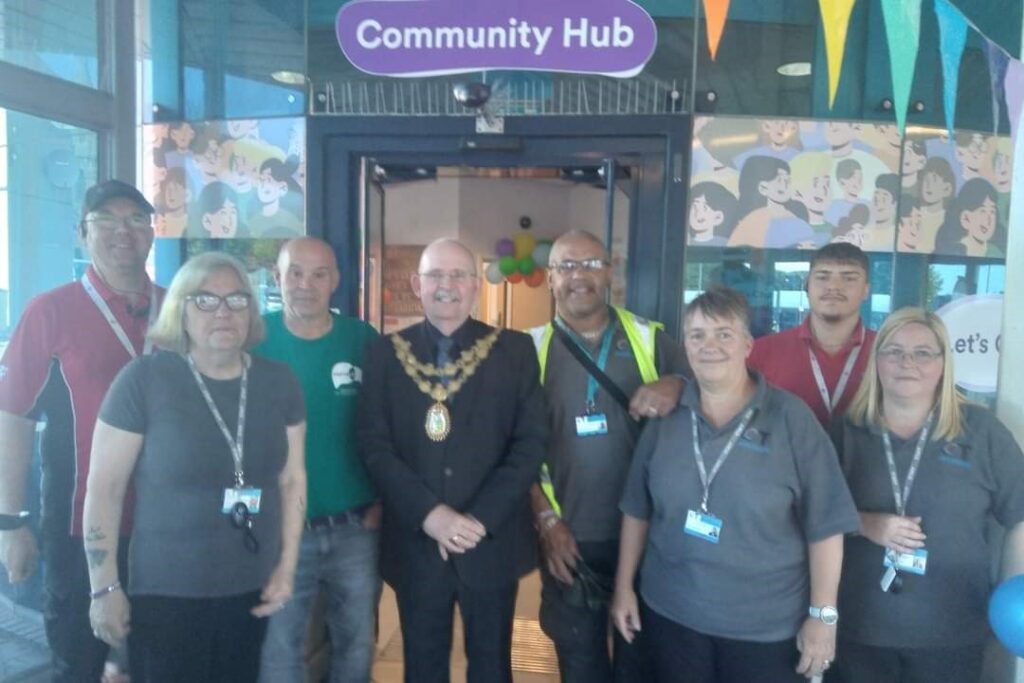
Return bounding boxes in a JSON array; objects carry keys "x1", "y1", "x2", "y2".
[{"x1": 358, "y1": 318, "x2": 547, "y2": 590}]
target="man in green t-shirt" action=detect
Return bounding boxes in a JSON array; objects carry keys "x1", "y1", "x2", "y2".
[{"x1": 257, "y1": 237, "x2": 379, "y2": 683}]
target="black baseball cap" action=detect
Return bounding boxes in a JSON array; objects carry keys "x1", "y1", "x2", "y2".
[{"x1": 82, "y1": 180, "x2": 155, "y2": 219}]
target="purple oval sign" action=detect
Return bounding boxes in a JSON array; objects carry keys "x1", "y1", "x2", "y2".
[{"x1": 336, "y1": 0, "x2": 658, "y2": 78}]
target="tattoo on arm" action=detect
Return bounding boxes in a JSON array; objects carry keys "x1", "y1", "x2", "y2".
[
  {"x1": 85, "y1": 527, "x2": 107, "y2": 543},
  {"x1": 85, "y1": 548, "x2": 109, "y2": 570}
]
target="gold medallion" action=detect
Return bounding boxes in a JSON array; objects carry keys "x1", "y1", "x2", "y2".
[
  {"x1": 425, "y1": 401, "x2": 451, "y2": 442},
  {"x1": 392, "y1": 329, "x2": 501, "y2": 442}
]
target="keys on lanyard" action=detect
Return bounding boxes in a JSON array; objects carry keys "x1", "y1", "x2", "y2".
[
  {"x1": 879, "y1": 409, "x2": 935, "y2": 593},
  {"x1": 807, "y1": 326, "x2": 865, "y2": 419},
  {"x1": 81, "y1": 271, "x2": 156, "y2": 359},
  {"x1": 685, "y1": 407, "x2": 756, "y2": 544}
]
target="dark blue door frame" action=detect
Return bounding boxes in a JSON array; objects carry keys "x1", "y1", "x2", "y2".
[{"x1": 307, "y1": 114, "x2": 691, "y2": 333}]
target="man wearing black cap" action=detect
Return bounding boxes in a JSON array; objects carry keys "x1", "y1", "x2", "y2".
[{"x1": 0, "y1": 180, "x2": 162, "y2": 681}]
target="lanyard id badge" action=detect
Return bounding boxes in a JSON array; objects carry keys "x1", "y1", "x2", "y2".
[
  {"x1": 186, "y1": 355, "x2": 260, "y2": 515},
  {"x1": 687, "y1": 406, "x2": 756, "y2": 544},
  {"x1": 879, "y1": 410, "x2": 934, "y2": 592},
  {"x1": 561, "y1": 320, "x2": 615, "y2": 438}
]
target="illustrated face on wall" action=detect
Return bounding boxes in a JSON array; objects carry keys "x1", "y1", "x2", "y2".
[
  {"x1": 902, "y1": 144, "x2": 926, "y2": 177},
  {"x1": 921, "y1": 171, "x2": 953, "y2": 206},
  {"x1": 169, "y1": 124, "x2": 195, "y2": 152},
  {"x1": 226, "y1": 119, "x2": 259, "y2": 139},
  {"x1": 838, "y1": 169, "x2": 863, "y2": 198},
  {"x1": 795, "y1": 174, "x2": 831, "y2": 214},
  {"x1": 257, "y1": 168, "x2": 288, "y2": 204},
  {"x1": 955, "y1": 133, "x2": 988, "y2": 172},
  {"x1": 762, "y1": 120, "x2": 798, "y2": 147},
  {"x1": 202, "y1": 199, "x2": 239, "y2": 237},
  {"x1": 689, "y1": 194, "x2": 724, "y2": 237},
  {"x1": 230, "y1": 154, "x2": 257, "y2": 194},
  {"x1": 873, "y1": 189, "x2": 896, "y2": 223},
  {"x1": 163, "y1": 178, "x2": 188, "y2": 212},
  {"x1": 825, "y1": 122, "x2": 859, "y2": 148},
  {"x1": 876, "y1": 124, "x2": 901, "y2": 149},
  {"x1": 960, "y1": 196, "x2": 996, "y2": 244},
  {"x1": 992, "y1": 152, "x2": 1012, "y2": 191},
  {"x1": 196, "y1": 139, "x2": 224, "y2": 177},
  {"x1": 899, "y1": 207, "x2": 923, "y2": 250},
  {"x1": 758, "y1": 169, "x2": 791, "y2": 204}
]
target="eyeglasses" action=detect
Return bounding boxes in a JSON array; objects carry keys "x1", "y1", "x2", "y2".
[
  {"x1": 418, "y1": 270, "x2": 476, "y2": 285},
  {"x1": 877, "y1": 347, "x2": 943, "y2": 365},
  {"x1": 187, "y1": 292, "x2": 251, "y2": 312},
  {"x1": 551, "y1": 259, "x2": 609, "y2": 274},
  {"x1": 229, "y1": 502, "x2": 260, "y2": 554},
  {"x1": 85, "y1": 212, "x2": 152, "y2": 232}
]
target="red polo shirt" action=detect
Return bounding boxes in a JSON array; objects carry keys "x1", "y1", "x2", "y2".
[
  {"x1": 0, "y1": 267, "x2": 163, "y2": 536},
  {"x1": 748, "y1": 317, "x2": 876, "y2": 426}
]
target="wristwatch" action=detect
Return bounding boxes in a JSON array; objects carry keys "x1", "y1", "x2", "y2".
[{"x1": 809, "y1": 605, "x2": 839, "y2": 625}]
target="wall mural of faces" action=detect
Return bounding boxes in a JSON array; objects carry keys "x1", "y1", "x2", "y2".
[
  {"x1": 142, "y1": 118, "x2": 306, "y2": 240},
  {"x1": 688, "y1": 116, "x2": 1012, "y2": 259}
]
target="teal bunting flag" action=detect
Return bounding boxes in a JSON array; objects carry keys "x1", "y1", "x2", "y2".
[
  {"x1": 934, "y1": 0, "x2": 968, "y2": 139},
  {"x1": 880, "y1": 0, "x2": 922, "y2": 133}
]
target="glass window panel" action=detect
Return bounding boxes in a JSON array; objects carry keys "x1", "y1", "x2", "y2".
[
  {"x1": 0, "y1": 109, "x2": 98, "y2": 343},
  {"x1": 142, "y1": 0, "x2": 306, "y2": 123},
  {"x1": 0, "y1": 0, "x2": 100, "y2": 88}
]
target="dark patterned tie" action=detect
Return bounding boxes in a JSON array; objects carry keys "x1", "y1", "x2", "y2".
[{"x1": 436, "y1": 337, "x2": 454, "y2": 389}]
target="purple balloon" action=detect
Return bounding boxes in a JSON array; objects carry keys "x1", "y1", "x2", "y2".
[{"x1": 495, "y1": 238, "x2": 515, "y2": 257}]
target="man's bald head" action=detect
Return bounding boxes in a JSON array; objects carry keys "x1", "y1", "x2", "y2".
[
  {"x1": 276, "y1": 237, "x2": 339, "y2": 325},
  {"x1": 413, "y1": 238, "x2": 479, "y2": 333},
  {"x1": 418, "y1": 238, "x2": 477, "y2": 276},
  {"x1": 548, "y1": 230, "x2": 609, "y2": 266}
]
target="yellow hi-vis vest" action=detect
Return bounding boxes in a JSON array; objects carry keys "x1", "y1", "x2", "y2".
[{"x1": 528, "y1": 306, "x2": 664, "y2": 516}]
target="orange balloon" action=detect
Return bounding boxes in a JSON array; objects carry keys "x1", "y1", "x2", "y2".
[
  {"x1": 525, "y1": 267, "x2": 545, "y2": 288},
  {"x1": 507, "y1": 272, "x2": 523, "y2": 284}
]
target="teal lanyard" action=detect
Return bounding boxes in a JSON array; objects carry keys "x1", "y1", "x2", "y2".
[{"x1": 556, "y1": 319, "x2": 616, "y2": 412}]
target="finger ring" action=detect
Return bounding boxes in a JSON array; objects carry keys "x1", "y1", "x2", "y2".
[
  {"x1": 450, "y1": 535, "x2": 460, "y2": 543},
  {"x1": 647, "y1": 406, "x2": 657, "y2": 416},
  {"x1": 824, "y1": 660, "x2": 832, "y2": 668}
]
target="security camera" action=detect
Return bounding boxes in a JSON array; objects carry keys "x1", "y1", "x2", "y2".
[{"x1": 453, "y1": 82, "x2": 491, "y2": 108}]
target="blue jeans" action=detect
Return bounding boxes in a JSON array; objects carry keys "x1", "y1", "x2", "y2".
[{"x1": 259, "y1": 520, "x2": 380, "y2": 683}]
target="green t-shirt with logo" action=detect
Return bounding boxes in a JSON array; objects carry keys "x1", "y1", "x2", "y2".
[{"x1": 255, "y1": 311, "x2": 378, "y2": 518}]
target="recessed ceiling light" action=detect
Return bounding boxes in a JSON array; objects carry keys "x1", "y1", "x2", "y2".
[
  {"x1": 272, "y1": 70, "x2": 306, "y2": 85},
  {"x1": 777, "y1": 62, "x2": 812, "y2": 77}
]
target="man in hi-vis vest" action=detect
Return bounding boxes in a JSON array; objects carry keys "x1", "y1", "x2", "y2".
[{"x1": 529, "y1": 231, "x2": 690, "y2": 683}]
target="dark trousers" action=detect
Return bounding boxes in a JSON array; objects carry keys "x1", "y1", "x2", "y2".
[
  {"x1": 539, "y1": 540, "x2": 646, "y2": 683},
  {"x1": 42, "y1": 531, "x2": 128, "y2": 683},
  {"x1": 128, "y1": 591, "x2": 267, "y2": 683},
  {"x1": 641, "y1": 599, "x2": 803, "y2": 683},
  {"x1": 395, "y1": 568, "x2": 518, "y2": 683},
  {"x1": 826, "y1": 637, "x2": 985, "y2": 683}
]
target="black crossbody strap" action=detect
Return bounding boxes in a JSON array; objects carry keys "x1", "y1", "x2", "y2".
[{"x1": 553, "y1": 324, "x2": 638, "y2": 421}]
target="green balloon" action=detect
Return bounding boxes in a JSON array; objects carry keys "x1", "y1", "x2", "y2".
[
  {"x1": 498, "y1": 256, "x2": 518, "y2": 276},
  {"x1": 518, "y1": 257, "x2": 535, "y2": 275}
]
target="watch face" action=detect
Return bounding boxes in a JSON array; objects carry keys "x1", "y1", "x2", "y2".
[{"x1": 820, "y1": 606, "x2": 839, "y2": 625}]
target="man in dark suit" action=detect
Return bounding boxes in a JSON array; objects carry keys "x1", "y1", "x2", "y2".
[{"x1": 359, "y1": 238, "x2": 547, "y2": 683}]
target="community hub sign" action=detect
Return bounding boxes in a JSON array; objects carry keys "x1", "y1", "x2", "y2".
[{"x1": 336, "y1": 0, "x2": 658, "y2": 77}]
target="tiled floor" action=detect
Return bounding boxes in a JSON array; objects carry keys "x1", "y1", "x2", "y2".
[{"x1": 372, "y1": 570, "x2": 560, "y2": 683}]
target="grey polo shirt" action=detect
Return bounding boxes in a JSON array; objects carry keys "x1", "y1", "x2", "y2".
[
  {"x1": 834, "y1": 404, "x2": 1024, "y2": 648},
  {"x1": 620, "y1": 372, "x2": 859, "y2": 642},
  {"x1": 544, "y1": 317, "x2": 689, "y2": 543}
]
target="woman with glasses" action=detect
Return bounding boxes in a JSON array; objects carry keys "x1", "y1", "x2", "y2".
[
  {"x1": 828, "y1": 307, "x2": 1024, "y2": 683},
  {"x1": 612, "y1": 286, "x2": 859, "y2": 682},
  {"x1": 82, "y1": 252, "x2": 307, "y2": 683}
]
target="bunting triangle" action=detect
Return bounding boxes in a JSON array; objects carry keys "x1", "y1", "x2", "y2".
[
  {"x1": 985, "y1": 38, "x2": 1010, "y2": 135},
  {"x1": 880, "y1": 0, "x2": 923, "y2": 133},
  {"x1": 818, "y1": 0, "x2": 857, "y2": 108},
  {"x1": 934, "y1": 0, "x2": 968, "y2": 139},
  {"x1": 703, "y1": 0, "x2": 731, "y2": 61}
]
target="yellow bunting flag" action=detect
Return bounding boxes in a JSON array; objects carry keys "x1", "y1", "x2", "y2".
[
  {"x1": 703, "y1": 0, "x2": 731, "y2": 61},
  {"x1": 818, "y1": 0, "x2": 857, "y2": 108}
]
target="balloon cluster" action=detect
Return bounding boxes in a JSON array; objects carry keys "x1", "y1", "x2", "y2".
[{"x1": 485, "y1": 233, "x2": 552, "y2": 288}]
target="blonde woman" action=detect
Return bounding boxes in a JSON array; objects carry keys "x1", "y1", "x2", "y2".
[
  {"x1": 83, "y1": 252, "x2": 307, "y2": 683},
  {"x1": 829, "y1": 307, "x2": 1024, "y2": 683}
]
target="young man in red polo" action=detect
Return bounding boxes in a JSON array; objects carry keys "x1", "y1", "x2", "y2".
[{"x1": 748, "y1": 243, "x2": 874, "y2": 426}]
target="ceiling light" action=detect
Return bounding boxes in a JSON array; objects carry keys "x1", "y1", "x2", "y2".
[
  {"x1": 272, "y1": 70, "x2": 306, "y2": 85},
  {"x1": 777, "y1": 62, "x2": 812, "y2": 77}
]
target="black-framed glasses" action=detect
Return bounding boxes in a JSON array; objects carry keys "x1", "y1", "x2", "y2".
[
  {"x1": 85, "y1": 212, "x2": 152, "y2": 232},
  {"x1": 229, "y1": 502, "x2": 260, "y2": 554},
  {"x1": 551, "y1": 258, "x2": 609, "y2": 274},
  {"x1": 187, "y1": 292, "x2": 251, "y2": 312},
  {"x1": 418, "y1": 270, "x2": 477, "y2": 285}
]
